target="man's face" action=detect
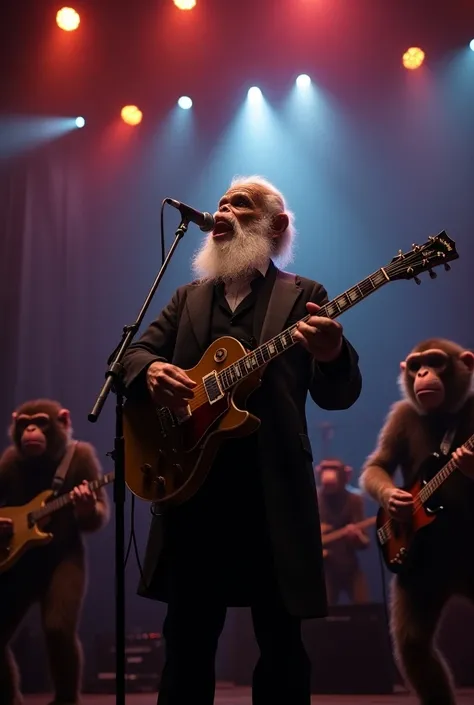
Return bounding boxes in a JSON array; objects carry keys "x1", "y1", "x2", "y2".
[{"x1": 212, "y1": 185, "x2": 268, "y2": 242}]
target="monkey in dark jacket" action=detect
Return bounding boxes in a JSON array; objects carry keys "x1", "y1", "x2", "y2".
[
  {"x1": 360, "y1": 339, "x2": 474, "y2": 705},
  {"x1": 0, "y1": 399, "x2": 110, "y2": 705}
]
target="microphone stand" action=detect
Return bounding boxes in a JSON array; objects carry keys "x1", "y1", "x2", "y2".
[{"x1": 88, "y1": 217, "x2": 190, "y2": 705}]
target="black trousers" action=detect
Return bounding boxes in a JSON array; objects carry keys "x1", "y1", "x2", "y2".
[{"x1": 156, "y1": 585, "x2": 311, "y2": 705}]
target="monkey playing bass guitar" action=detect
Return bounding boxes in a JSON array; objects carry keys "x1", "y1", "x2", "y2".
[
  {"x1": 376, "y1": 433, "x2": 474, "y2": 573},
  {"x1": 123, "y1": 233, "x2": 458, "y2": 508}
]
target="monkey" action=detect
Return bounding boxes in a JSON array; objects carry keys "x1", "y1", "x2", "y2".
[
  {"x1": 359, "y1": 339, "x2": 474, "y2": 705},
  {"x1": 315, "y1": 458, "x2": 370, "y2": 605},
  {"x1": 0, "y1": 399, "x2": 110, "y2": 705}
]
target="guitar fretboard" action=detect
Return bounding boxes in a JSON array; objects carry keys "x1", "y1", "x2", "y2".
[
  {"x1": 30, "y1": 472, "x2": 115, "y2": 522},
  {"x1": 217, "y1": 268, "x2": 390, "y2": 391},
  {"x1": 418, "y1": 435, "x2": 474, "y2": 504}
]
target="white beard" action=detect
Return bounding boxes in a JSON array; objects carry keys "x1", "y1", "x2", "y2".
[{"x1": 191, "y1": 215, "x2": 274, "y2": 283}]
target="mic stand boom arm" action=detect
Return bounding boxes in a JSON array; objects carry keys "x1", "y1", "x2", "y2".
[{"x1": 88, "y1": 217, "x2": 189, "y2": 705}]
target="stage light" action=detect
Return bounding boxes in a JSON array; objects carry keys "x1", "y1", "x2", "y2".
[
  {"x1": 470, "y1": 39, "x2": 474, "y2": 52},
  {"x1": 247, "y1": 87, "x2": 263, "y2": 102},
  {"x1": 173, "y1": 0, "x2": 196, "y2": 9},
  {"x1": 296, "y1": 74, "x2": 311, "y2": 88},
  {"x1": 178, "y1": 96, "x2": 193, "y2": 110},
  {"x1": 75, "y1": 117, "x2": 85, "y2": 128},
  {"x1": 56, "y1": 7, "x2": 80, "y2": 31},
  {"x1": 121, "y1": 105, "x2": 143, "y2": 126},
  {"x1": 402, "y1": 47, "x2": 425, "y2": 70}
]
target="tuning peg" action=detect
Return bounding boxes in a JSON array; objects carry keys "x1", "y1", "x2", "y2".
[
  {"x1": 412, "y1": 243, "x2": 420, "y2": 251},
  {"x1": 444, "y1": 263, "x2": 451, "y2": 272},
  {"x1": 429, "y1": 270, "x2": 437, "y2": 279},
  {"x1": 414, "y1": 276, "x2": 421, "y2": 285}
]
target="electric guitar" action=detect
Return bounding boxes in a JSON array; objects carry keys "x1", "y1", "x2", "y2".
[
  {"x1": 0, "y1": 472, "x2": 115, "y2": 575},
  {"x1": 376, "y1": 434, "x2": 474, "y2": 573},
  {"x1": 321, "y1": 516, "x2": 376, "y2": 557},
  {"x1": 123, "y1": 232, "x2": 458, "y2": 507}
]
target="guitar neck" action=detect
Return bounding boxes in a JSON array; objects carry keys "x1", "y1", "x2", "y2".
[
  {"x1": 418, "y1": 435, "x2": 474, "y2": 505},
  {"x1": 217, "y1": 268, "x2": 390, "y2": 391},
  {"x1": 322, "y1": 516, "x2": 376, "y2": 544},
  {"x1": 31, "y1": 472, "x2": 115, "y2": 522}
]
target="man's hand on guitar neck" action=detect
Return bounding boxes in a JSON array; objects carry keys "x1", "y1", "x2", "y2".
[
  {"x1": 146, "y1": 361, "x2": 197, "y2": 411},
  {"x1": 452, "y1": 445, "x2": 474, "y2": 479},
  {"x1": 382, "y1": 487, "x2": 414, "y2": 522},
  {"x1": 293, "y1": 302, "x2": 343, "y2": 363}
]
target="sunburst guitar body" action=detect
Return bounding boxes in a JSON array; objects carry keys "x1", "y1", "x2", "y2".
[{"x1": 123, "y1": 337, "x2": 263, "y2": 506}]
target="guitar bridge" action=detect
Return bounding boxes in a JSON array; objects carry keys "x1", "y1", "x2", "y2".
[{"x1": 202, "y1": 371, "x2": 224, "y2": 405}]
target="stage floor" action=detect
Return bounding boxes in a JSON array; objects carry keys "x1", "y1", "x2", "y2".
[{"x1": 23, "y1": 689, "x2": 474, "y2": 704}]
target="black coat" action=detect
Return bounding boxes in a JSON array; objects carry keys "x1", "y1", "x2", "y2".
[{"x1": 122, "y1": 263, "x2": 362, "y2": 617}]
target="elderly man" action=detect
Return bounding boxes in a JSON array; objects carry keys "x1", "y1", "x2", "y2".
[{"x1": 122, "y1": 176, "x2": 362, "y2": 705}]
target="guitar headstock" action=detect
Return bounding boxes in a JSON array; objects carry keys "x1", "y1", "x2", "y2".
[{"x1": 386, "y1": 231, "x2": 459, "y2": 284}]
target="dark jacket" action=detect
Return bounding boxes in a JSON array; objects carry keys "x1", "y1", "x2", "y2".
[{"x1": 122, "y1": 263, "x2": 362, "y2": 617}]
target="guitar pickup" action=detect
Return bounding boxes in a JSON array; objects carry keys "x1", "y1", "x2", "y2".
[{"x1": 203, "y1": 371, "x2": 225, "y2": 405}]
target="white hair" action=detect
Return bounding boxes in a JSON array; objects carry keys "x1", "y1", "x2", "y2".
[{"x1": 229, "y1": 174, "x2": 296, "y2": 267}]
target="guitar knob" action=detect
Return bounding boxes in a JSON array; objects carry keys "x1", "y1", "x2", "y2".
[{"x1": 141, "y1": 463, "x2": 152, "y2": 475}]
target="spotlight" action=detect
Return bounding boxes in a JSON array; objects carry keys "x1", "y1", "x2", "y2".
[
  {"x1": 173, "y1": 0, "x2": 196, "y2": 9},
  {"x1": 470, "y1": 39, "x2": 474, "y2": 52},
  {"x1": 56, "y1": 7, "x2": 80, "y2": 31},
  {"x1": 247, "y1": 86, "x2": 263, "y2": 102},
  {"x1": 75, "y1": 117, "x2": 85, "y2": 128},
  {"x1": 402, "y1": 47, "x2": 425, "y2": 70},
  {"x1": 178, "y1": 96, "x2": 193, "y2": 110},
  {"x1": 296, "y1": 74, "x2": 311, "y2": 88},
  {"x1": 121, "y1": 105, "x2": 143, "y2": 126}
]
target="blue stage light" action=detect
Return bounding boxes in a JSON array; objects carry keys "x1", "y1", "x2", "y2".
[
  {"x1": 247, "y1": 86, "x2": 262, "y2": 102},
  {"x1": 75, "y1": 116, "x2": 85, "y2": 128},
  {"x1": 470, "y1": 39, "x2": 474, "y2": 52}
]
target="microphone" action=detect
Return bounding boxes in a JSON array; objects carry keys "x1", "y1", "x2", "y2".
[{"x1": 165, "y1": 198, "x2": 215, "y2": 233}]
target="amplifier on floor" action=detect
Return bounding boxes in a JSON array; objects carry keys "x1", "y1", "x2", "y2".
[
  {"x1": 231, "y1": 603, "x2": 395, "y2": 694},
  {"x1": 86, "y1": 631, "x2": 164, "y2": 694}
]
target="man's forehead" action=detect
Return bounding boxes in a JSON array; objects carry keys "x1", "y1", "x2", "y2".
[{"x1": 219, "y1": 184, "x2": 268, "y2": 205}]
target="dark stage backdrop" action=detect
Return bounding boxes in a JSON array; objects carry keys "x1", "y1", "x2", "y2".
[{"x1": 1, "y1": 0, "x2": 474, "y2": 683}]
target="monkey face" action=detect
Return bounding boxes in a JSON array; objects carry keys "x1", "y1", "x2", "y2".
[
  {"x1": 10, "y1": 400, "x2": 71, "y2": 462},
  {"x1": 405, "y1": 349, "x2": 448, "y2": 412}
]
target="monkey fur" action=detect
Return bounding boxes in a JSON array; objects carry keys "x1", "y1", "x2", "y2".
[
  {"x1": 360, "y1": 340, "x2": 474, "y2": 705},
  {"x1": 316, "y1": 459, "x2": 370, "y2": 605},
  {"x1": 0, "y1": 399, "x2": 110, "y2": 705}
]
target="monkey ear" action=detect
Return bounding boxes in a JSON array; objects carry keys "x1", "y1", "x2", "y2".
[
  {"x1": 459, "y1": 351, "x2": 474, "y2": 372},
  {"x1": 271, "y1": 213, "x2": 289, "y2": 237},
  {"x1": 11, "y1": 412, "x2": 17, "y2": 423},
  {"x1": 400, "y1": 361, "x2": 407, "y2": 372},
  {"x1": 57, "y1": 409, "x2": 71, "y2": 427}
]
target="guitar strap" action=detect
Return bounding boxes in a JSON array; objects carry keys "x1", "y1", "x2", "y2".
[
  {"x1": 51, "y1": 440, "x2": 78, "y2": 496},
  {"x1": 439, "y1": 426, "x2": 457, "y2": 456}
]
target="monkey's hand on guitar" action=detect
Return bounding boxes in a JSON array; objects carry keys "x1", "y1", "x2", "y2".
[
  {"x1": 452, "y1": 445, "x2": 474, "y2": 480},
  {"x1": 146, "y1": 361, "x2": 197, "y2": 411},
  {"x1": 0, "y1": 517, "x2": 13, "y2": 544},
  {"x1": 382, "y1": 487, "x2": 414, "y2": 522},
  {"x1": 293, "y1": 302, "x2": 343, "y2": 363},
  {"x1": 70, "y1": 481, "x2": 97, "y2": 518}
]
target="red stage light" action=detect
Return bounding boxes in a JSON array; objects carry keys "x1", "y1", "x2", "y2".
[
  {"x1": 56, "y1": 7, "x2": 80, "y2": 31},
  {"x1": 121, "y1": 106, "x2": 143, "y2": 126},
  {"x1": 402, "y1": 47, "x2": 425, "y2": 70},
  {"x1": 173, "y1": 0, "x2": 197, "y2": 10}
]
